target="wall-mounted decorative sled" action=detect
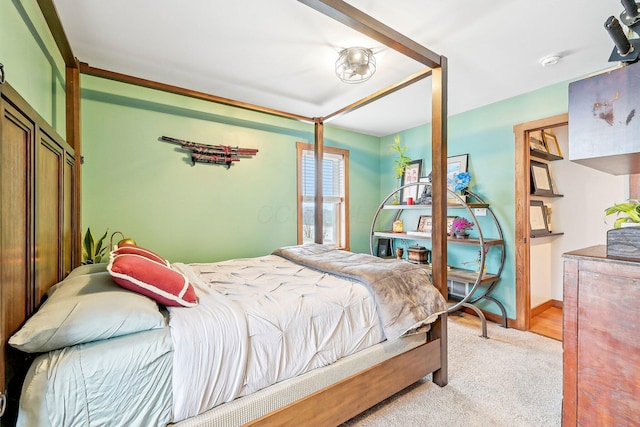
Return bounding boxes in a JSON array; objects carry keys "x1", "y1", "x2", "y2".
[{"x1": 161, "y1": 136, "x2": 258, "y2": 168}]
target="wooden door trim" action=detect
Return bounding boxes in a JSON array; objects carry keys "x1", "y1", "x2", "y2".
[{"x1": 513, "y1": 113, "x2": 568, "y2": 330}]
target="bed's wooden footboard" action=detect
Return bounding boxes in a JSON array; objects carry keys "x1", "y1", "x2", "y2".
[{"x1": 246, "y1": 312, "x2": 448, "y2": 426}]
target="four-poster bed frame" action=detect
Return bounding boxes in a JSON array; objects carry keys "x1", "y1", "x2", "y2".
[{"x1": 2, "y1": 0, "x2": 449, "y2": 424}]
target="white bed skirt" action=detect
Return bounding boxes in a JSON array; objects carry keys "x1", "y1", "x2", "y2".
[{"x1": 171, "y1": 332, "x2": 427, "y2": 427}]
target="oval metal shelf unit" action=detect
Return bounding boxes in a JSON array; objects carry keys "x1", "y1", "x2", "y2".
[{"x1": 369, "y1": 182, "x2": 507, "y2": 337}]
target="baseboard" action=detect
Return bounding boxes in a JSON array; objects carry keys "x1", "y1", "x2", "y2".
[
  {"x1": 531, "y1": 300, "x2": 554, "y2": 317},
  {"x1": 531, "y1": 299, "x2": 563, "y2": 317}
]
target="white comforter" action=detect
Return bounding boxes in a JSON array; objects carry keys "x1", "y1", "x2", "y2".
[
  {"x1": 170, "y1": 254, "x2": 384, "y2": 421},
  {"x1": 18, "y1": 248, "x2": 446, "y2": 426}
]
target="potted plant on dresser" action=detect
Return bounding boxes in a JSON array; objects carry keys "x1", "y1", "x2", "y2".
[{"x1": 604, "y1": 199, "x2": 640, "y2": 259}]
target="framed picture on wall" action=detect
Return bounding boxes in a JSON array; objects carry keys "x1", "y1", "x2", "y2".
[
  {"x1": 530, "y1": 160, "x2": 554, "y2": 196},
  {"x1": 401, "y1": 159, "x2": 422, "y2": 203},
  {"x1": 530, "y1": 200, "x2": 550, "y2": 237}
]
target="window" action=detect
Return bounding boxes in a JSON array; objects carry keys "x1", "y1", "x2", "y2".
[{"x1": 296, "y1": 142, "x2": 349, "y2": 249}]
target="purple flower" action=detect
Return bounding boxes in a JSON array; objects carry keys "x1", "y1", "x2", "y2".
[{"x1": 450, "y1": 217, "x2": 474, "y2": 234}]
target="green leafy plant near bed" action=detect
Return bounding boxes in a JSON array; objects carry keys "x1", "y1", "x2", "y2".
[{"x1": 82, "y1": 228, "x2": 109, "y2": 264}]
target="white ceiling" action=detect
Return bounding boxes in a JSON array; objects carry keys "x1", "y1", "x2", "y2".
[{"x1": 52, "y1": 0, "x2": 626, "y2": 137}]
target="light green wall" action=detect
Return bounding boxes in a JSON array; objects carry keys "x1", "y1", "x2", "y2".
[
  {"x1": 380, "y1": 82, "x2": 569, "y2": 318},
  {"x1": 80, "y1": 75, "x2": 381, "y2": 262},
  {"x1": 0, "y1": 0, "x2": 66, "y2": 133}
]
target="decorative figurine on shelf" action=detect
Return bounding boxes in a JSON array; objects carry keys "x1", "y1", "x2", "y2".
[
  {"x1": 476, "y1": 247, "x2": 489, "y2": 274},
  {"x1": 449, "y1": 216, "x2": 474, "y2": 239},
  {"x1": 392, "y1": 219, "x2": 404, "y2": 233},
  {"x1": 461, "y1": 247, "x2": 489, "y2": 274}
]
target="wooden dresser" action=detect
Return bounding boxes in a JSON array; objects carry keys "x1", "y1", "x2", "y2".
[{"x1": 562, "y1": 245, "x2": 640, "y2": 425}]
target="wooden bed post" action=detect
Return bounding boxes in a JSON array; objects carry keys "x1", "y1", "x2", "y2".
[
  {"x1": 431, "y1": 312, "x2": 448, "y2": 386},
  {"x1": 431, "y1": 57, "x2": 448, "y2": 298},
  {"x1": 313, "y1": 121, "x2": 324, "y2": 245},
  {"x1": 65, "y1": 63, "x2": 81, "y2": 269}
]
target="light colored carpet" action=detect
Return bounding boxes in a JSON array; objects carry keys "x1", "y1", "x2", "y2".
[{"x1": 342, "y1": 313, "x2": 562, "y2": 427}]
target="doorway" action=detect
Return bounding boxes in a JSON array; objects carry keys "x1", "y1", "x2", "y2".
[{"x1": 513, "y1": 113, "x2": 568, "y2": 333}]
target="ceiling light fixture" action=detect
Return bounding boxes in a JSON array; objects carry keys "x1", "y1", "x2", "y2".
[{"x1": 335, "y1": 47, "x2": 376, "y2": 84}]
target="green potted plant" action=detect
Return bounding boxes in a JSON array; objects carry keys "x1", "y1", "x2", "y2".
[
  {"x1": 604, "y1": 199, "x2": 640, "y2": 228},
  {"x1": 81, "y1": 227, "x2": 109, "y2": 264},
  {"x1": 391, "y1": 134, "x2": 411, "y2": 204}
]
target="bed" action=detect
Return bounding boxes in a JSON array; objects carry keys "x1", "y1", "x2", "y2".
[{"x1": 9, "y1": 243, "x2": 447, "y2": 426}]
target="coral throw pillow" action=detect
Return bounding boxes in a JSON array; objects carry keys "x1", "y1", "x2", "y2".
[
  {"x1": 111, "y1": 243, "x2": 170, "y2": 266},
  {"x1": 108, "y1": 254, "x2": 198, "y2": 307}
]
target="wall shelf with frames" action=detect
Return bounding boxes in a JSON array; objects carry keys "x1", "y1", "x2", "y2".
[{"x1": 369, "y1": 182, "x2": 507, "y2": 337}]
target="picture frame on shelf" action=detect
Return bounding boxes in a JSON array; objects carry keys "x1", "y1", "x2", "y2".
[
  {"x1": 447, "y1": 154, "x2": 468, "y2": 203},
  {"x1": 416, "y1": 176, "x2": 432, "y2": 205},
  {"x1": 417, "y1": 215, "x2": 432, "y2": 233},
  {"x1": 530, "y1": 160, "x2": 555, "y2": 196},
  {"x1": 377, "y1": 238, "x2": 391, "y2": 257},
  {"x1": 415, "y1": 215, "x2": 456, "y2": 235},
  {"x1": 530, "y1": 200, "x2": 550, "y2": 237},
  {"x1": 529, "y1": 130, "x2": 547, "y2": 152},
  {"x1": 543, "y1": 132, "x2": 563, "y2": 157},
  {"x1": 401, "y1": 159, "x2": 422, "y2": 204}
]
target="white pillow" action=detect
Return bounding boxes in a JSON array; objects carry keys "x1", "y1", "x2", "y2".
[
  {"x1": 9, "y1": 270, "x2": 166, "y2": 353},
  {"x1": 64, "y1": 262, "x2": 108, "y2": 279}
]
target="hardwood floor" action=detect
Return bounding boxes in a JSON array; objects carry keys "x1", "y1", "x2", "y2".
[{"x1": 530, "y1": 307, "x2": 562, "y2": 341}]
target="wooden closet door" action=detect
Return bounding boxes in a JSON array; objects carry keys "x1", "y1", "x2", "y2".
[
  {"x1": 0, "y1": 97, "x2": 34, "y2": 407},
  {"x1": 63, "y1": 153, "x2": 75, "y2": 276},
  {"x1": 35, "y1": 132, "x2": 64, "y2": 302}
]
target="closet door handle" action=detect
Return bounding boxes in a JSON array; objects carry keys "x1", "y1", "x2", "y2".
[{"x1": 0, "y1": 63, "x2": 5, "y2": 84}]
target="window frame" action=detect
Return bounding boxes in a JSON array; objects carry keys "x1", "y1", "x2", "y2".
[{"x1": 296, "y1": 142, "x2": 349, "y2": 250}]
